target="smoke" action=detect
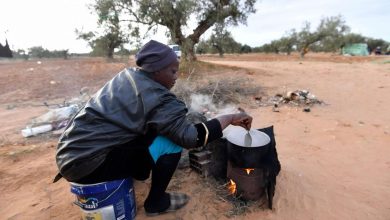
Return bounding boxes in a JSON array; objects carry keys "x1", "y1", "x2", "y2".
[{"x1": 189, "y1": 94, "x2": 237, "y2": 118}]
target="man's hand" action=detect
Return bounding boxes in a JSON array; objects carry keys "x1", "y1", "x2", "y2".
[
  {"x1": 231, "y1": 112, "x2": 252, "y2": 130},
  {"x1": 216, "y1": 112, "x2": 253, "y2": 131}
]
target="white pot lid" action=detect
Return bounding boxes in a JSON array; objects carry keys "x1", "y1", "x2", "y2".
[{"x1": 225, "y1": 126, "x2": 271, "y2": 147}]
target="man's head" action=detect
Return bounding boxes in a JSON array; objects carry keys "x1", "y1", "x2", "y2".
[{"x1": 136, "y1": 40, "x2": 179, "y2": 89}]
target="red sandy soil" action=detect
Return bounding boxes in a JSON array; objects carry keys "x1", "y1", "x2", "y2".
[{"x1": 0, "y1": 54, "x2": 389, "y2": 220}]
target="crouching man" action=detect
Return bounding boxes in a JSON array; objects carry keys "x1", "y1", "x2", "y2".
[{"x1": 55, "y1": 40, "x2": 252, "y2": 216}]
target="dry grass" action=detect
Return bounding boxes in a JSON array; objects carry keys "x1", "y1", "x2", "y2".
[
  {"x1": 203, "y1": 177, "x2": 267, "y2": 218},
  {"x1": 173, "y1": 61, "x2": 263, "y2": 108}
]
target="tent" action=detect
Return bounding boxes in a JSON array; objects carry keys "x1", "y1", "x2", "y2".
[{"x1": 341, "y1": 43, "x2": 369, "y2": 56}]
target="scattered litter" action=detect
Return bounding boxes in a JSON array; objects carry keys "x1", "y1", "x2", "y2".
[
  {"x1": 258, "y1": 89, "x2": 324, "y2": 112},
  {"x1": 52, "y1": 128, "x2": 66, "y2": 136},
  {"x1": 21, "y1": 105, "x2": 78, "y2": 138},
  {"x1": 21, "y1": 90, "x2": 90, "y2": 138},
  {"x1": 254, "y1": 96, "x2": 262, "y2": 102},
  {"x1": 272, "y1": 103, "x2": 280, "y2": 112},
  {"x1": 22, "y1": 124, "x2": 53, "y2": 138},
  {"x1": 30, "y1": 104, "x2": 78, "y2": 126}
]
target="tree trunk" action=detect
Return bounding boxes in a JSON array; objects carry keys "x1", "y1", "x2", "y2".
[
  {"x1": 177, "y1": 37, "x2": 197, "y2": 62},
  {"x1": 213, "y1": 44, "x2": 224, "y2": 57},
  {"x1": 300, "y1": 46, "x2": 309, "y2": 58},
  {"x1": 183, "y1": 43, "x2": 197, "y2": 61},
  {"x1": 106, "y1": 47, "x2": 115, "y2": 59},
  {"x1": 175, "y1": 11, "x2": 220, "y2": 61},
  {"x1": 107, "y1": 50, "x2": 114, "y2": 59},
  {"x1": 286, "y1": 44, "x2": 292, "y2": 55}
]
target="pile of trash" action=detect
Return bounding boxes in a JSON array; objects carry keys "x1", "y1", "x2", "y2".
[
  {"x1": 272, "y1": 90, "x2": 322, "y2": 105},
  {"x1": 21, "y1": 92, "x2": 90, "y2": 138},
  {"x1": 255, "y1": 89, "x2": 324, "y2": 112}
]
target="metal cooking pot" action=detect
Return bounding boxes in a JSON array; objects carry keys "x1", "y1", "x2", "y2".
[{"x1": 226, "y1": 126, "x2": 271, "y2": 168}]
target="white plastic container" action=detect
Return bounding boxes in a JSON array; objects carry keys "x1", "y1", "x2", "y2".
[
  {"x1": 21, "y1": 124, "x2": 53, "y2": 137},
  {"x1": 31, "y1": 104, "x2": 78, "y2": 125}
]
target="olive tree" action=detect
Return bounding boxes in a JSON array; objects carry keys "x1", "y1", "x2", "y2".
[
  {"x1": 366, "y1": 38, "x2": 389, "y2": 53},
  {"x1": 209, "y1": 23, "x2": 241, "y2": 57},
  {"x1": 111, "y1": 0, "x2": 257, "y2": 61},
  {"x1": 297, "y1": 15, "x2": 349, "y2": 57},
  {"x1": 77, "y1": 0, "x2": 133, "y2": 58},
  {"x1": 257, "y1": 29, "x2": 297, "y2": 54},
  {"x1": 313, "y1": 33, "x2": 366, "y2": 52}
]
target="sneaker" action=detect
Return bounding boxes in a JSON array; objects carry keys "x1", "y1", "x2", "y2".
[{"x1": 145, "y1": 192, "x2": 190, "y2": 216}]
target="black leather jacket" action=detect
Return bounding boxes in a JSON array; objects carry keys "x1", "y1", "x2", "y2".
[{"x1": 56, "y1": 68, "x2": 198, "y2": 181}]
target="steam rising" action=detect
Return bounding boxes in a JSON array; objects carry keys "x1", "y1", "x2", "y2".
[{"x1": 189, "y1": 94, "x2": 237, "y2": 118}]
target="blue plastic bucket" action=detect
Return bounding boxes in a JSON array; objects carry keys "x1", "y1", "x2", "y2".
[{"x1": 70, "y1": 178, "x2": 136, "y2": 220}]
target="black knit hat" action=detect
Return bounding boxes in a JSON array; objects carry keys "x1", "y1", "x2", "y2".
[{"x1": 135, "y1": 40, "x2": 178, "y2": 72}]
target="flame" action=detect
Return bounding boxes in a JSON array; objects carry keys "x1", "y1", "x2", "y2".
[
  {"x1": 228, "y1": 179, "x2": 237, "y2": 194},
  {"x1": 244, "y1": 168, "x2": 255, "y2": 175}
]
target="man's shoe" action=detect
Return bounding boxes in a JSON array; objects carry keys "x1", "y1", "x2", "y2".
[{"x1": 145, "y1": 192, "x2": 189, "y2": 216}]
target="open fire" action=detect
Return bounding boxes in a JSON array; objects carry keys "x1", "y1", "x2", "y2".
[
  {"x1": 189, "y1": 126, "x2": 280, "y2": 209},
  {"x1": 227, "y1": 161, "x2": 266, "y2": 201},
  {"x1": 244, "y1": 168, "x2": 254, "y2": 175},
  {"x1": 228, "y1": 179, "x2": 237, "y2": 194},
  {"x1": 227, "y1": 168, "x2": 255, "y2": 194}
]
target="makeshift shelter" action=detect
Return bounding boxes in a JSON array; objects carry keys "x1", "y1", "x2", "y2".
[
  {"x1": 0, "y1": 39, "x2": 13, "y2": 58},
  {"x1": 342, "y1": 43, "x2": 369, "y2": 56}
]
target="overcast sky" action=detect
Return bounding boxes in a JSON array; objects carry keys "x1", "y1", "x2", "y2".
[{"x1": 0, "y1": 0, "x2": 389, "y2": 53}]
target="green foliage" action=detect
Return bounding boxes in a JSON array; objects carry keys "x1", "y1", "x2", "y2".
[
  {"x1": 76, "y1": 0, "x2": 135, "y2": 58},
  {"x1": 240, "y1": 44, "x2": 252, "y2": 53},
  {"x1": 256, "y1": 39, "x2": 285, "y2": 54},
  {"x1": 195, "y1": 40, "x2": 212, "y2": 54},
  {"x1": 255, "y1": 29, "x2": 297, "y2": 54},
  {"x1": 296, "y1": 15, "x2": 350, "y2": 56},
  {"x1": 277, "y1": 31, "x2": 298, "y2": 55},
  {"x1": 258, "y1": 15, "x2": 389, "y2": 56},
  {"x1": 366, "y1": 38, "x2": 388, "y2": 53},
  {"x1": 113, "y1": 0, "x2": 257, "y2": 61},
  {"x1": 337, "y1": 33, "x2": 368, "y2": 52},
  {"x1": 208, "y1": 23, "x2": 242, "y2": 56},
  {"x1": 194, "y1": 23, "x2": 247, "y2": 56},
  {"x1": 251, "y1": 46, "x2": 262, "y2": 53},
  {"x1": 342, "y1": 33, "x2": 366, "y2": 44},
  {"x1": 115, "y1": 46, "x2": 131, "y2": 56},
  {"x1": 258, "y1": 15, "x2": 351, "y2": 56},
  {"x1": 87, "y1": 37, "x2": 110, "y2": 57},
  {"x1": 27, "y1": 46, "x2": 68, "y2": 59},
  {"x1": 12, "y1": 49, "x2": 29, "y2": 60},
  {"x1": 195, "y1": 28, "x2": 244, "y2": 56},
  {"x1": 28, "y1": 46, "x2": 46, "y2": 58}
]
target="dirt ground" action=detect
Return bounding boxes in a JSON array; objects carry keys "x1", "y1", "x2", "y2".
[{"x1": 0, "y1": 53, "x2": 389, "y2": 220}]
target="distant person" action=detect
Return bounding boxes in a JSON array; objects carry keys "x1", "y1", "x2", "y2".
[
  {"x1": 54, "y1": 40, "x2": 252, "y2": 216},
  {"x1": 375, "y1": 46, "x2": 382, "y2": 55}
]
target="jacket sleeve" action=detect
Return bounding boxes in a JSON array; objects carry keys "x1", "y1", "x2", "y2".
[{"x1": 146, "y1": 92, "x2": 199, "y2": 149}]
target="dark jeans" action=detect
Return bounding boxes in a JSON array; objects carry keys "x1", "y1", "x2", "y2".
[
  {"x1": 76, "y1": 146, "x2": 154, "y2": 183},
  {"x1": 76, "y1": 144, "x2": 181, "y2": 213}
]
